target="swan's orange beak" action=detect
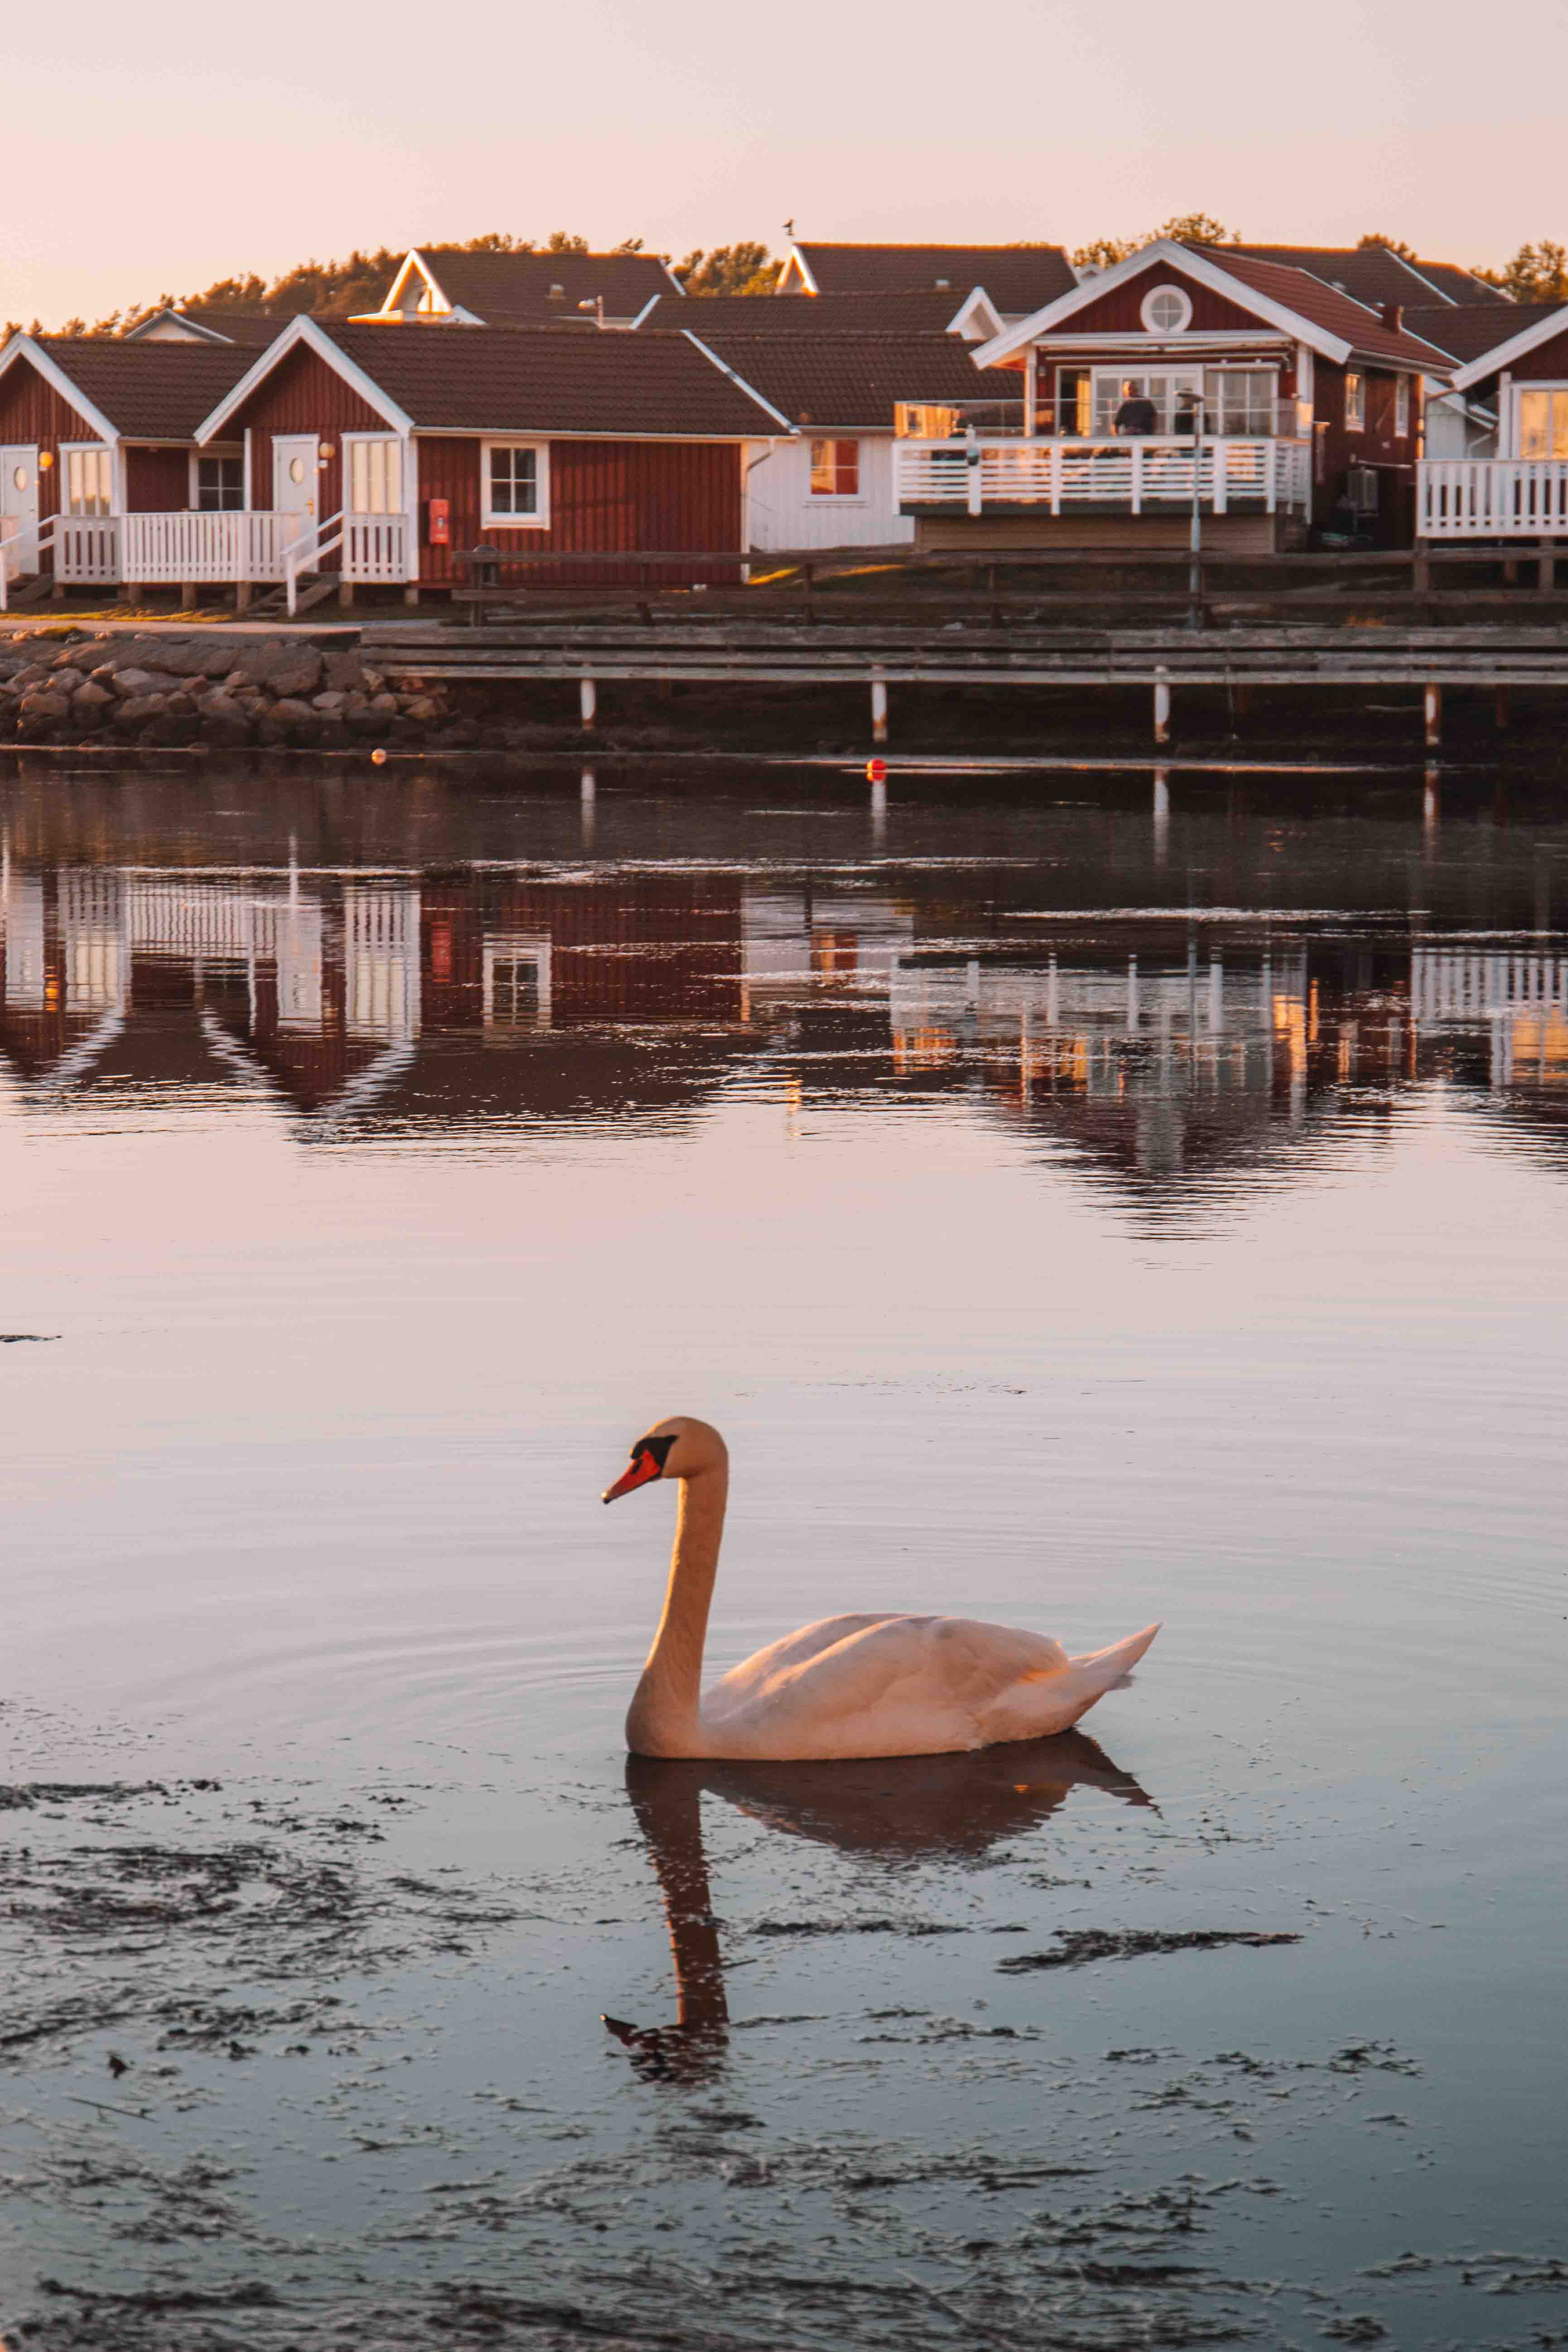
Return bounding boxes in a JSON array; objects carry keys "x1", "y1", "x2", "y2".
[{"x1": 603, "y1": 1449, "x2": 661, "y2": 1504}]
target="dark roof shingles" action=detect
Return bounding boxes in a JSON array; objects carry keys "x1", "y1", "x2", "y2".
[
  {"x1": 1193, "y1": 251, "x2": 1456, "y2": 370},
  {"x1": 397, "y1": 250, "x2": 675, "y2": 323},
  {"x1": 684, "y1": 331, "x2": 1003, "y2": 429},
  {"x1": 794, "y1": 242, "x2": 1075, "y2": 311},
  {"x1": 1227, "y1": 243, "x2": 1508, "y2": 311},
  {"x1": 1400, "y1": 302, "x2": 1566, "y2": 366},
  {"x1": 318, "y1": 322, "x2": 784, "y2": 436},
  {"x1": 33, "y1": 338, "x2": 258, "y2": 437}
]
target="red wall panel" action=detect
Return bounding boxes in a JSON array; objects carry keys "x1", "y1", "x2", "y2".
[
  {"x1": 1060, "y1": 264, "x2": 1268, "y2": 337},
  {"x1": 124, "y1": 446, "x2": 190, "y2": 511},
  {"x1": 226, "y1": 343, "x2": 384, "y2": 532},
  {"x1": 0, "y1": 358, "x2": 101, "y2": 528},
  {"x1": 413, "y1": 434, "x2": 743, "y2": 585}
]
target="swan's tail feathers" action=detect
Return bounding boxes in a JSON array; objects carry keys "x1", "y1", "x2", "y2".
[{"x1": 1066, "y1": 1622, "x2": 1161, "y2": 1703}]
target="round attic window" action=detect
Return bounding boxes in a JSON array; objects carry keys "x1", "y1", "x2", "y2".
[
  {"x1": 1141, "y1": 284, "x2": 1193, "y2": 334},
  {"x1": 12, "y1": 465, "x2": 28, "y2": 492},
  {"x1": 289, "y1": 457, "x2": 307, "y2": 484}
]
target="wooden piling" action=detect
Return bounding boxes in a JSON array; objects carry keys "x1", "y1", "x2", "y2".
[
  {"x1": 1153, "y1": 670, "x2": 1171, "y2": 746},
  {"x1": 1423, "y1": 683, "x2": 1442, "y2": 749},
  {"x1": 579, "y1": 676, "x2": 597, "y2": 731},
  {"x1": 871, "y1": 671, "x2": 888, "y2": 746}
]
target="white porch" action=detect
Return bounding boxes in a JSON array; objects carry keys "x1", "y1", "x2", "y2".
[
  {"x1": 0, "y1": 511, "x2": 409, "y2": 611},
  {"x1": 895, "y1": 435, "x2": 1312, "y2": 518},
  {"x1": 1417, "y1": 460, "x2": 1568, "y2": 540}
]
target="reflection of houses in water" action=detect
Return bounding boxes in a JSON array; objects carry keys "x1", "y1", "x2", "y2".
[
  {"x1": 0, "y1": 861, "x2": 750, "y2": 1129},
  {"x1": 741, "y1": 884, "x2": 913, "y2": 1018},
  {"x1": 1411, "y1": 945, "x2": 1568, "y2": 1091},
  {"x1": 889, "y1": 940, "x2": 1324, "y2": 1184}
]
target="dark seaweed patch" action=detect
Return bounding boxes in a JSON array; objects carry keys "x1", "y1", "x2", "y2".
[{"x1": 997, "y1": 1930, "x2": 1302, "y2": 1973}]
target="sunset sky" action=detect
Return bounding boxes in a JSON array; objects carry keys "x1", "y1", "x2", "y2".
[{"x1": 6, "y1": 0, "x2": 1564, "y2": 325}]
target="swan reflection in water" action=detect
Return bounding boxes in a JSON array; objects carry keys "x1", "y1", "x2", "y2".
[{"x1": 604, "y1": 1733, "x2": 1154, "y2": 2083}]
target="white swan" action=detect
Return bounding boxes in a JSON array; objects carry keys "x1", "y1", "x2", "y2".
[{"x1": 603, "y1": 1416, "x2": 1159, "y2": 1762}]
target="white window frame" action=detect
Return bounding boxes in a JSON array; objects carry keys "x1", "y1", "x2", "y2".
[
  {"x1": 343, "y1": 430, "x2": 404, "y2": 517},
  {"x1": 807, "y1": 437, "x2": 864, "y2": 500},
  {"x1": 1344, "y1": 371, "x2": 1365, "y2": 432},
  {"x1": 1090, "y1": 367, "x2": 1203, "y2": 435},
  {"x1": 60, "y1": 442, "x2": 116, "y2": 518},
  {"x1": 1139, "y1": 284, "x2": 1193, "y2": 335},
  {"x1": 1394, "y1": 375, "x2": 1410, "y2": 437},
  {"x1": 480, "y1": 438, "x2": 550, "y2": 530},
  {"x1": 189, "y1": 446, "x2": 246, "y2": 511},
  {"x1": 1515, "y1": 383, "x2": 1568, "y2": 461}
]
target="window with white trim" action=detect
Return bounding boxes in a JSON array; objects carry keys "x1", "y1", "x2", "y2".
[
  {"x1": 347, "y1": 437, "x2": 403, "y2": 516},
  {"x1": 65, "y1": 447, "x2": 113, "y2": 516},
  {"x1": 1140, "y1": 284, "x2": 1193, "y2": 335},
  {"x1": 1203, "y1": 368, "x2": 1277, "y2": 436},
  {"x1": 809, "y1": 439, "x2": 860, "y2": 496},
  {"x1": 1394, "y1": 376, "x2": 1410, "y2": 437},
  {"x1": 196, "y1": 456, "x2": 244, "y2": 511},
  {"x1": 1517, "y1": 388, "x2": 1568, "y2": 460},
  {"x1": 481, "y1": 439, "x2": 548, "y2": 525},
  {"x1": 1344, "y1": 372, "x2": 1365, "y2": 431}
]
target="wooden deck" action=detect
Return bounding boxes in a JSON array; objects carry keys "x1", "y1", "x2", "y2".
[{"x1": 363, "y1": 618, "x2": 1568, "y2": 747}]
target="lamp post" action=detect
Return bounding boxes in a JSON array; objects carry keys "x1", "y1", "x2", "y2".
[{"x1": 1184, "y1": 390, "x2": 1203, "y2": 630}]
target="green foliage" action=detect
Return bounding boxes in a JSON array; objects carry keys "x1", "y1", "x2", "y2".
[
  {"x1": 1154, "y1": 212, "x2": 1233, "y2": 246},
  {"x1": 1071, "y1": 215, "x2": 1233, "y2": 270},
  {"x1": 675, "y1": 242, "x2": 777, "y2": 297},
  {"x1": 1475, "y1": 239, "x2": 1568, "y2": 302},
  {"x1": 1357, "y1": 233, "x2": 1417, "y2": 259}
]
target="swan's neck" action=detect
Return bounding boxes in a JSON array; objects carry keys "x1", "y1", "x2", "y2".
[{"x1": 627, "y1": 1465, "x2": 728, "y2": 1757}]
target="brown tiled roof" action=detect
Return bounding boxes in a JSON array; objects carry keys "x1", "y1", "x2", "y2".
[
  {"x1": 1227, "y1": 243, "x2": 1509, "y2": 310},
  {"x1": 392, "y1": 249, "x2": 676, "y2": 323},
  {"x1": 794, "y1": 242, "x2": 1076, "y2": 312},
  {"x1": 1195, "y1": 251, "x2": 1456, "y2": 371},
  {"x1": 1400, "y1": 302, "x2": 1565, "y2": 366},
  {"x1": 314, "y1": 323, "x2": 786, "y2": 437},
  {"x1": 647, "y1": 290, "x2": 978, "y2": 335},
  {"x1": 32, "y1": 337, "x2": 259, "y2": 438},
  {"x1": 684, "y1": 331, "x2": 1007, "y2": 430},
  {"x1": 178, "y1": 308, "x2": 300, "y2": 345}
]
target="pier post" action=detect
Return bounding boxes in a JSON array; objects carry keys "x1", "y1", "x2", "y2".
[
  {"x1": 1494, "y1": 686, "x2": 1510, "y2": 730},
  {"x1": 234, "y1": 580, "x2": 251, "y2": 613},
  {"x1": 1540, "y1": 546, "x2": 1557, "y2": 595},
  {"x1": 579, "y1": 676, "x2": 597, "y2": 732},
  {"x1": 870, "y1": 670, "x2": 888, "y2": 746},
  {"x1": 1153, "y1": 669, "x2": 1171, "y2": 747},
  {"x1": 1423, "y1": 766, "x2": 1440, "y2": 844},
  {"x1": 1423, "y1": 683, "x2": 1442, "y2": 750},
  {"x1": 1153, "y1": 766, "x2": 1170, "y2": 867},
  {"x1": 179, "y1": 582, "x2": 197, "y2": 610},
  {"x1": 580, "y1": 766, "x2": 596, "y2": 849}
]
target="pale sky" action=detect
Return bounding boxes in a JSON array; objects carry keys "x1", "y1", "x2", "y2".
[{"x1": 5, "y1": 0, "x2": 1564, "y2": 327}]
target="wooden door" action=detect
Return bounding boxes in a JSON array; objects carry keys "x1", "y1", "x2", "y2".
[
  {"x1": 272, "y1": 435, "x2": 319, "y2": 554},
  {"x1": 1, "y1": 445, "x2": 41, "y2": 579}
]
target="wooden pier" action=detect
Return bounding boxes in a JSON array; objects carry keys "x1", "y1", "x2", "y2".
[{"x1": 365, "y1": 619, "x2": 1568, "y2": 749}]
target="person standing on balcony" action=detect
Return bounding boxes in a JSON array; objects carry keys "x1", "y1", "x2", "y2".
[{"x1": 1114, "y1": 383, "x2": 1157, "y2": 435}]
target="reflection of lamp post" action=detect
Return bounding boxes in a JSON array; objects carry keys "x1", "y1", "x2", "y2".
[{"x1": 1181, "y1": 390, "x2": 1202, "y2": 629}]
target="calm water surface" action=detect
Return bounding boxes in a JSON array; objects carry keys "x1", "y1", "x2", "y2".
[{"x1": 0, "y1": 759, "x2": 1564, "y2": 2350}]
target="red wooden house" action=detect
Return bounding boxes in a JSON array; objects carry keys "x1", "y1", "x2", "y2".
[
  {"x1": 897, "y1": 238, "x2": 1455, "y2": 551},
  {"x1": 1408, "y1": 300, "x2": 1568, "y2": 545},
  {"x1": 0, "y1": 335, "x2": 253, "y2": 603},
  {"x1": 183, "y1": 316, "x2": 795, "y2": 605}
]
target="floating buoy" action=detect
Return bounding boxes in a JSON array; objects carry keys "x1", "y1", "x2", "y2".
[
  {"x1": 371, "y1": 747, "x2": 387, "y2": 766},
  {"x1": 866, "y1": 757, "x2": 887, "y2": 784}
]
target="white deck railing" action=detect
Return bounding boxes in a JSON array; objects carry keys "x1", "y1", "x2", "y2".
[
  {"x1": 1418, "y1": 459, "x2": 1568, "y2": 539},
  {"x1": 896, "y1": 435, "x2": 1312, "y2": 517},
  {"x1": 121, "y1": 511, "x2": 300, "y2": 583},
  {"x1": 0, "y1": 515, "x2": 119, "y2": 607}
]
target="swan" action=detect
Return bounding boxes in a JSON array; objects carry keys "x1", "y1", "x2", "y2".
[{"x1": 603, "y1": 1416, "x2": 1159, "y2": 1762}]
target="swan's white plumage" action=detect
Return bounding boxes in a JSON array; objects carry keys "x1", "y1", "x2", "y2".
[{"x1": 609, "y1": 1417, "x2": 1160, "y2": 1763}]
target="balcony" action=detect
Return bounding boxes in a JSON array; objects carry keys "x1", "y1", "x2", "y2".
[
  {"x1": 1418, "y1": 459, "x2": 1568, "y2": 540},
  {"x1": 896, "y1": 434, "x2": 1313, "y2": 519}
]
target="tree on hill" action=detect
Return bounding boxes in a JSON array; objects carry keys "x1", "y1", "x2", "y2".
[
  {"x1": 1358, "y1": 233, "x2": 1417, "y2": 258},
  {"x1": 674, "y1": 242, "x2": 776, "y2": 296},
  {"x1": 1473, "y1": 238, "x2": 1568, "y2": 302},
  {"x1": 1, "y1": 230, "x2": 661, "y2": 342},
  {"x1": 1071, "y1": 213, "x2": 1235, "y2": 270}
]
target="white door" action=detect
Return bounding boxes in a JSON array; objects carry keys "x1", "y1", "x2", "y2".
[
  {"x1": 1, "y1": 445, "x2": 41, "y2": 581},
  {"x1": 272, "y1": 435, "x2": 318, "y2": 554}
]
